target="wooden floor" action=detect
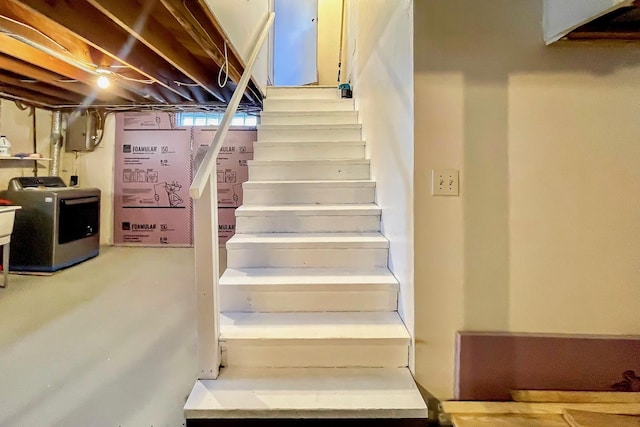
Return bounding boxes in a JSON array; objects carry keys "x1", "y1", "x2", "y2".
[
  {"x1": 0, "y1": 246, "x2": 197, "y2": 427},
  {"x1": 187, "y1": 419, "x2": 428, "y2": 427}
]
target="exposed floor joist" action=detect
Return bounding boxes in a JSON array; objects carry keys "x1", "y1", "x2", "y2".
[
  {"x1": 0, "y1": 0, "x2": 263, "y2": 110},
  {"x1": 566, "y1": 4, "x2": 640, "y2": 41}
]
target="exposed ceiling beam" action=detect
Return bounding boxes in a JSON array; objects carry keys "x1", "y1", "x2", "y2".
[
  {"x1": 0, "y1": 1, "x2": 98, "y2": 69},
  {"x1": 160, "y1": 0, "x2": 263, "y2": 103},
  {"x1": 0, "y1": 0, "x2": 148, "y2": 103},
  {"x1": 0, "y1": 73, "x2": 87, "y2": 103},
  {"x1": 567, "y1": 31, "x2": 640, "y2": 39},
  {"x1": 564, "y1": 4, "x2": 640, "y2": 41},
  {"x1": 11, "y1": 0, "x2": 194, "y2": 103},
  {"x1": 0, "y1": 34, "x2": 143, "y2": 103},
  {"x1": 0, "y1": 0, "x2": 263, "y2": 109},
  {"x1": 0, "y1": 81, "x2": 68, "y2": 106},
  {"x1": 86, "y1": 0, "x2": 226, "y2": 102},
  {"x1": 158, "y1": 0, "x2": 243, "y2": 85},
  {"x1": 192, "y1": 0, "x2": 263, "y2": 102},
  {"x1": 0, "y1": 55, "x2": 118, "y2": 102},
  {"x1": 0, "y1": 34, "x2": 89, "y2": 82},
  {"x1": 0, "y1": 54, "x2": 133, "y2": 103}
]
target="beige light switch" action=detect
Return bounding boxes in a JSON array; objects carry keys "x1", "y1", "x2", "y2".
[{"x1": 432, "y1": 169, "x2": 459, "y2": 196}]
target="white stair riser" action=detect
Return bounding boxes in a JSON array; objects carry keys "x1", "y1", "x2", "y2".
[
  {"x1": 220, "y1": 288, "x2": 398, "y2": 312},
  {"x1": 236, "y1": 214, "x2": 380, "y2": 233},
  {"x1": 266, "y1": 87, "x2": 340, "y2": 99},
  {"x1": 264, "y1": 99, "x2": 354, "y2": 112},
  {"x1": 243, "y1": 184, "x2": 375, "y2": 205},
  {"x1": 227, "y1": 247, "x2": 389, "y2": 269},
  {"x1": 260, "y1": 112, "x2": 358, "y2": 125},
  {"x1": 254, "y1": 143, "x2": 365, "y2": 161},
  {"x1": 248, "y1": 163, "x2": 370, "y2": 181},
  {"x1": 258, "y1": 127, "x2": 361, "y2": 142},
  {"x1": 222, "y1": 342, "x2": 409, "y2": 368}
]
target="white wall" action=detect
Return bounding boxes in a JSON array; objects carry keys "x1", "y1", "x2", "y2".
[
  {"x1": 0, "y1": 101, "x2": 52, "y2": 189},
  {"x1": 414, "y1": 0, "x2": 640, "y2": 399},
  {"x1": 345, "y1": 0, "x2": 415, "y2": 367},
  {"x1": 318, "y1": 0, "x2": 343, "y2": 85},
  {"x1": 205, "y1": 0, "x2": 271, "y2": 90}
]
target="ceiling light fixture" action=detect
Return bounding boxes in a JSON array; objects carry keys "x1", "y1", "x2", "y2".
[
  {"x1": 97, "y1": 75, "x2": 110, "y2": 89},
  {"x1": 96, "y1": 68, "x2": 112, "y2": 89}
]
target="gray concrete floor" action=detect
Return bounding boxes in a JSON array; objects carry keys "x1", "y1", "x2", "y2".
[{"x1": 0, "y1": 246, "x2": 197, "y2": 427}]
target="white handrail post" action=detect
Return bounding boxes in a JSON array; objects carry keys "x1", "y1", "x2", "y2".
[
  {"x1": 190, "y1": 12, "x2": 275, "y2": 380},
  {"x1": 194, "y1": 175, "x2": 220, "y2": 379}
]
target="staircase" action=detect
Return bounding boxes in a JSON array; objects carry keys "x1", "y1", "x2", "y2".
[{"x1": 185, "y1": 86, "x2": 427, "y2": 424}]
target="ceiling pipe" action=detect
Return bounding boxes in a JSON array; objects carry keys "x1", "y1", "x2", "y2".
[{"x1": 49, "y1": 110, "x2": 62, "y2": 176}]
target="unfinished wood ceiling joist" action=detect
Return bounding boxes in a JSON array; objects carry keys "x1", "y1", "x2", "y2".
[
  {"x1": 567, "y1": 2, "x2": 640, "y2": 41},
  {"x1": 0, "y1": 0, "x2": 262, "y2": 110}
]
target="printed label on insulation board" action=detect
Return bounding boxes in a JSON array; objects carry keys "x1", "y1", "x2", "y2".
[
  {"x1": 193, "y1": 127, "x2": 255, "y2": 245},
  {"x1": 114, "y1": 112, "x2": 192, "y2": 246},
  {"x1": 113, "y1": 112, "x2": 255, "y2": 247}
]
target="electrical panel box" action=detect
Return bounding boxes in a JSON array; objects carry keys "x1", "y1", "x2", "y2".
[{"x1": 65, "y1": 111, "x2": 97, "y2": 152}]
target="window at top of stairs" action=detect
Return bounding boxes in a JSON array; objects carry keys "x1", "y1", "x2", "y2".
[{"x1": 177, "y1": 112, "x2": 258, "y2": 127}]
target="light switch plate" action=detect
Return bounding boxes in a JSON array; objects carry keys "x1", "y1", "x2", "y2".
[{"x1": 432, "y1": 169, "x2": 459, "y2": 196}]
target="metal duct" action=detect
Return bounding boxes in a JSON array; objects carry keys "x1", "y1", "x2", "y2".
[{"x1": 50, "y1": 110, "x2": 62, "y2": 176}]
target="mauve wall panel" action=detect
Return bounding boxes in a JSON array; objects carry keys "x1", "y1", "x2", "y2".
[{"x1": 456, "y1": 332, "x2": 640, "y2": 401}]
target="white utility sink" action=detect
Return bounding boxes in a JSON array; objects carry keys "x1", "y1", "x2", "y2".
[
  {"x1": 0, "y1": 205, "x2": 21, "y2": 287},
  {"x1": 0, "y1": 206, "x2": 20, "y2": 244}
]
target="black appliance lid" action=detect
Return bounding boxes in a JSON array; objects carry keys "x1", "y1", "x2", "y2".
[{"x1": 8, "y1": 176, "x2": 68, "y2": 190}]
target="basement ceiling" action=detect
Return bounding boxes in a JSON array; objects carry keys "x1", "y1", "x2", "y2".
[{"x1": 0, "y1": 0, "x2": 262, "y2": 111}]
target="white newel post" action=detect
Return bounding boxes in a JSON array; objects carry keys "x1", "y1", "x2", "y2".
[{"x1": 194, "y1": 175, "x2": 221, "y2": 379}]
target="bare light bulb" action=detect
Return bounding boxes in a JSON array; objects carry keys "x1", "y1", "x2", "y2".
[{"x1": 97, "y1": 74, "x2": 110, "y2": 89}]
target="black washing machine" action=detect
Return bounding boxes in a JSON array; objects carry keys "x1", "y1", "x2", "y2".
[{"x1": 0, "y1": 176, "x2": 101, "y2": 272}]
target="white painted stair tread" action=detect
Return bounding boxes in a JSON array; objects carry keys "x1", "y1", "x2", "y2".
[
  {"x1": 220, "y1": 267, "x2": 398, "y2": 286},
  {"x1": 248, "y1": 159, "x2": 370, "y2": 181},
  {"x1": 268, "y1": 85, "x2": 337, "y2": 88},
  {"x1": 242, "y1": 180, "x2": 376, "y2": 205},
  {"x1": 244, "y1": 179, "x2": 375, "y2": 188},
  {"x1": 220, "y1": 312, "x2": 409, "y2": 340},
  {"x1": 263, "y1": 98, "x2": 355, "y2": 111},
  {"x1": 226, "y1": 232, "x2": 389, "y2": 248},
  {"x1": 261, "y1": 110, "x2": 351, "y2": 115},
  {"x1": 258, "y1": 123, "x2": 362, "y2": 130},
  {"x1": 235, "y1": 204, "x2": 380, "y2": 216},
  {"x1": 248, "y1": 159, "x2": 369, "y2": 166},
  {"x1": 266, "y1": 86, "x2": 339, "y2": 99},
  {"x1": 267, "y1": 85, "x2": 337, "y2": 90},
  {"x1": 265, "y1": 99, "x2": 352, "y2": 105},
  {"x1": 254, "y1": 140, "x2": 365, "y2": 146},
  {"x1": 259, "y1": 111, "x2": 359, "y2": 126},
  {"x1": 184, "y1": 367, "x2": 428, "y2": 419},
  {"x1": 260, "y1": 110, "x2": 357, "y2": 117}
]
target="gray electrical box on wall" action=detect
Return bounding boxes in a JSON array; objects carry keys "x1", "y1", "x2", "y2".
[{"x1": 66, "y1": 111, "x2": 97, "y2": 152}]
